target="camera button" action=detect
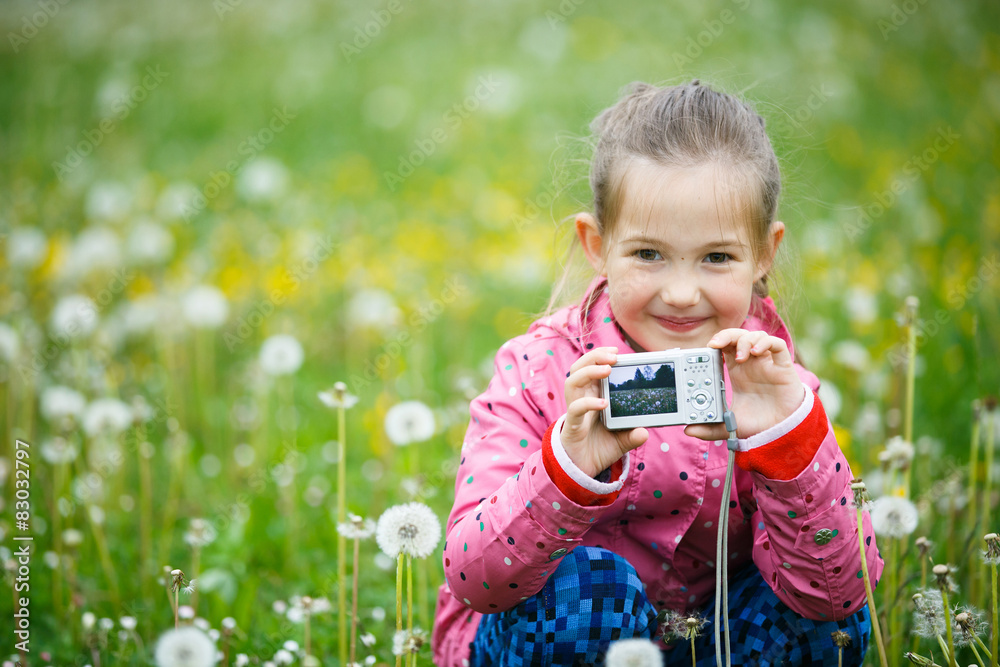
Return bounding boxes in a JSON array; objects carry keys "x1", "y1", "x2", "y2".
[
  {"x1": 706, "y1": 412, "x2": 715, "y2": 420},
  {"x1": 687, "y1": 379, "x2": 696, "y2": 387},
  {"x1": 703, "y1": 378, "x2": 712, "y2": 386},
  {"x1": 689, "y1": 412, "x2": 698, "y2": 421}
]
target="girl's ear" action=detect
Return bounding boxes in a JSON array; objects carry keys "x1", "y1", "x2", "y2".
[
  {"x1": 575, "y1": 213, "x2": 607, "y2": 275},
  {"x1": 754, "y1": 220, "x2": 785, "y2": 282}
]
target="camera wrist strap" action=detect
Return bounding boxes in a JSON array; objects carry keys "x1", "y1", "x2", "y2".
[{"x1": 714, "y1": 389, "x2": 739, "y2": 667}]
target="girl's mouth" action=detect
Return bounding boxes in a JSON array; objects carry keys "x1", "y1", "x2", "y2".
[{"x1": 654, "y1": 316, "x2": 708, "y2": 332}]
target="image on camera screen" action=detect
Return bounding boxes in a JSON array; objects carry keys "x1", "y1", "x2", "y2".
[{"x1": 607, "y1": 362, "x2": 678, "y2": 418}]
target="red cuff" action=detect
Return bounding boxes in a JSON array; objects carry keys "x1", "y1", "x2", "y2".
[
  {"x1": 734, "y1": 393, "x2": 829, "y2": 481},
  {"x1": 541, "y1": 421, "x2": 623, "y2": 507}
]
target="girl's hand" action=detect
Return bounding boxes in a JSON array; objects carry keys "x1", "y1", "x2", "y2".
[
  {"x1": 684, "y1": 329, "x2": 805, "y2": 442},
  {"x1": 562, "y1": 346, "x2": 649, "y2": 478}
]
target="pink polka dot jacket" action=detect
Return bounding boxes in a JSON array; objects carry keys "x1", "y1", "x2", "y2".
[{"x1": 431, "y1": 277, "x2": 884, "y2": 666}]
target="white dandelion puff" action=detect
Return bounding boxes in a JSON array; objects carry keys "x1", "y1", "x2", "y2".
[
  {"x1": 318, "y1": 381, "x2": 359, "y2": 409},
  {"x1": 154, "y1": 626, "x2": 216, "y2": 667},
  {"x1": 63, "y1": 528, "x2": 84, "y2": 547},
  {"x1": 391, "y1": 628, "x2": 427, "y2": 655},
  {"x1": 259, "y1": 334, "x2": 304, "y2": 376},
  {"x1": 338, "y1": 513, "x2": 376, "y2": 540},
  {"x1": 120, "y1": 616, "x2": 137, "y2": 630},
  {"x1": 375, "y1": 502, "x2": 442, "y2": 559},
  {"x1": 952, "y1": 606, "x2": 986, "y2": 647},
  {"x1": 870, "y1": 496, "x2": 919, "y2": 539},
  {"x1": 41, "y1": 437, "x2": 78, "y2": 464},
  {"x1": 82, "y1": 398, "x2": 133, "y2": 438},
  {"x1": 6, "y1": 227, "x2": 49, "y2": 269},
  {"x1": 183, "y1": 518, "x2": 217, "y2": 548},
  {"x1": 182, "y1": 286, "x2": 229, "y2": 330},
  {"x1": 384, "y1": 400, "x2": 436, "y2": 446},
  {"x1": 878, "y1": 436, "x2": 915, "y2": 470},
  {"x1": 178, "y1": 605, "x2": 195, "y2": 619},
  {"x1": 237, "y1": 157, "x2": 290, "y2": 203},
  {"x1": 64, "y1": 227, "x2": 123, "y2": 278},
  {"x1": 347, "y1": 288, "x2": 401, "y2": 332},
  {"x1": 273, "y1": 648, "x2": 294, "y2": 665},
  {"x1": 50, "y1": 294, "x2": 99, "y2": 339},
  {"x1": 605, "y1": 638, "x2": 664, "y2": 666},
  {"x1": 126, "y1": 219, "x2": 175, "y2": 265},
  {"x1": 234, "y1": 655, "x2": 249, "y2": 667},
  {"x1": 41, "y1": 385, "x2": 87, "y2": 424},
  {"x1": 82, "y1": 611, "x2": 96, "y2": 630},
  {"x1": 360, "y1": 632, "x2": 376, "y2": 647}
]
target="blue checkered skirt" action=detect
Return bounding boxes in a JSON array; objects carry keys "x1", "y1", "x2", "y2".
[{"x1": 470, "y1": 546, "x2": 870, "y2": 666}]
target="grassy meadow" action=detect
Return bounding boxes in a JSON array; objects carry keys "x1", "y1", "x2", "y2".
[{"x1": 0, "y1": 0, "x2": 999, "y2": 664}]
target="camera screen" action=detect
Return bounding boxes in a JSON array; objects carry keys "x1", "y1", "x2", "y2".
[{"x1": 608, "y1": 362, "x2": 678, "y2": 418}]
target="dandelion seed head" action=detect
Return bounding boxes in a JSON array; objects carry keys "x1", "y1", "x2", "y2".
[
  {"x1": 338, "y1": 514, "x2": 376, "y2": 540},
  {"x1": 221, "y1": 617, "x2": 236, "y2": 630},
  {"x1": 282, "y1": 640, "x2": 299, "y2": 652},
  {"x1": 234, "y1": 655, "x2": 249, "y2": 667},
  {"x1": 375, "y1": 502, "x2": 442, "y2": 559},
  {"x1": 952, "y1": 606, "x2": 986, "y2": 647},
  {"x1": 657, "y1": 608, "x2": 688, "y2": 642},
  {"x1": 41, "y1": 437, "x2": 78, "y2": 464},
  {"x1": 259, "y1": 334, "x2": 304, "y2": 376},
  {"x1": 82, "y1": 398, "x2": 133, "y2": 438},
  {"x1": 40, "y1": 386, "x2": 87, "y2": 425},
  {"x1": 273, "y1": 648, "x2": 294, "y2": 665},
  {"x1": 605, "y1": 638, "x2": 664, "y2": 666},
  {"x1": 120, "y1": 616, "x2": 137, "y2": 630},
  {"x1": 272, "y1": 600, "x2": 288, "y2": 614},
  {"x1": 384, "y1": 401, "x2": 436, "y2": 446},
  {"x1": 156, "y1": 626, "x2": 215, "y2": 667},
  {"x1": 830, "y1": 630, "x2": 851, "y2": 648},
  {"x1": 319, "y1": 382, "x2": 359, "y2": 409},
  {"x1": 360, "y1": 632, "x2": 376, "y2": 647},
  {"x1": 911, "y1": 589, "x2": 946, "y2": 638},
  {"x1": 183, "y1": 518, "x2": 218, "y2": 548},
  {"x1": 178, "y1": 605, "x2": 195, "y2": 620},
  {"x1": 870, "y1": 496, "x2": 919, "y2": 538},
  {"x1": 50, "y1": 294, "x2": 99, "y2": 339},
  {"x1": 99, "y1": 617, "x2": 114, "y2": 631},
  {"x1": 182, "y1": 285, "x2": 229, "y2": 330},
  {"x1": 82, "y1": 611, "x2": 96, "y2": 631},
  {"x1": 878, "y1": 436, "x2": 915, "y2": 471}
]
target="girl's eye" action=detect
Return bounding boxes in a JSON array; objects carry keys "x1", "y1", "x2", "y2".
[
  {"x1": 636, "y1": 249, "x2": 661, "y2": 261},
  {"x1": 705, "y1": 252, "x2": 731, "y2": 264}
]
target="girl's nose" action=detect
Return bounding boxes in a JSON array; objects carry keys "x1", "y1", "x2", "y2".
[{"x1": 660, "y1": 272, "x2": 700, "y2": 308}]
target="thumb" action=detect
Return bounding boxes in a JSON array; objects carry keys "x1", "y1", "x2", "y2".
[{"x1": 684, "y1": 423, "x2": 729, "y2": 442}]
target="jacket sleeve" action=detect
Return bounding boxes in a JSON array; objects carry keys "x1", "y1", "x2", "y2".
[
  {"x1": 441, "y1": 339, "x2": 627, "y2": 614},
  {"x1": 735, "y1": 374, "x2": 885, "y2": 621}
]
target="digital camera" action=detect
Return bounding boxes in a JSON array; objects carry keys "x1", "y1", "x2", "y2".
[{"x1": 600, "y1": 348, "x2": 725, "y2": 430}]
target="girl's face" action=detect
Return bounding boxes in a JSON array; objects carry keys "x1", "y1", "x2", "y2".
[{"x1": 577, "y1": 160, "x2": 784, "y2": 353}]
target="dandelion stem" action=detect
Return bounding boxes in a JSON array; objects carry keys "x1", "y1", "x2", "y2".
[
  {"x1": 941, "y1": 587, "x2": 958, "y2": 667},
  {"x1": 691, "y1": 634, "x2": 696, "y2": 667},
  {"x1": 396, "y1": 553, "x2": 404, "y2": 667},
  {"x1": 338, "y1": 402, "x2": 348, "y2": 667},
  {"x1": 903, "y1": 296, "x2": 917, "y2": 497},
  {"x1": 407, "y1": 554, "x2": 414, "y2": 667},
  {"x1": 985, "y1": 411, "x2": 996, "y2": 573},
  {"x1": 305, "y1": 611, "x2": 312, "y2": 659},
  {"x1": 992, "y1": 561, "x2": 998, "y2": 667},
  {"x1": 858, "y1": 505, "x2": 889, "y2": 667},
  {"x1": 174, "y1": 586, "x2": 179, "y2": 629},
  {"x1": 975, "y1": 634, "x2": 994, "y2": 660},
  {"x1": 350, "y1": 536, "x2": 360, "y2": 665},
  {"x1": 839, "y1": 646, "x2": 843, "y2": 667},
  {"x1": 971, "y1": 639, "x2": 988, "y2": 667},
  {"x1": 970, "y1": 413, "x2": 982, "y2": 547},
  {"x1": 937, "y1": 635, "x2": 951, "y2": 663}
]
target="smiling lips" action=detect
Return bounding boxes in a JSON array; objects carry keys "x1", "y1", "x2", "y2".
[{"x1": 654, "y1": 316, "x2": 708, "y2": 332}]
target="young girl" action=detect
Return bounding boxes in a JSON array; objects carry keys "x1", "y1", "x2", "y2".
[{"x1": 432, "y1": 80, "x2": 883, "y2": 666}]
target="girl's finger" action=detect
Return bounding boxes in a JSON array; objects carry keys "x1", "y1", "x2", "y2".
[
  {"x1": 750, "y1": 336, "x2": 792, "y2": 366},
  {"x1": 568, "y1": 346, "x2": 618, "y2": 375},
  {"x1": 734, "y1": 331, "x2": 766, "y2": 361},
  {"x1": 707, "y1": 328, "x2": 746, "y2": 350},
  {"x1": 565, "y1": 363, "x2": 613, "y2": 393},
  {"x1": 564, "y1": 395, "x2": 607, "y2": 431}
]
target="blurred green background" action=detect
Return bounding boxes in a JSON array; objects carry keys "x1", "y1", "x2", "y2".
[{"x1": 1, "y1": 0, "x2": 998, "y2": 663}]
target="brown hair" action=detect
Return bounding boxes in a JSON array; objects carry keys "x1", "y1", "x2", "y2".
[{"x1": 546, "y1": 79, "x2": 783, "y2": 316}]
